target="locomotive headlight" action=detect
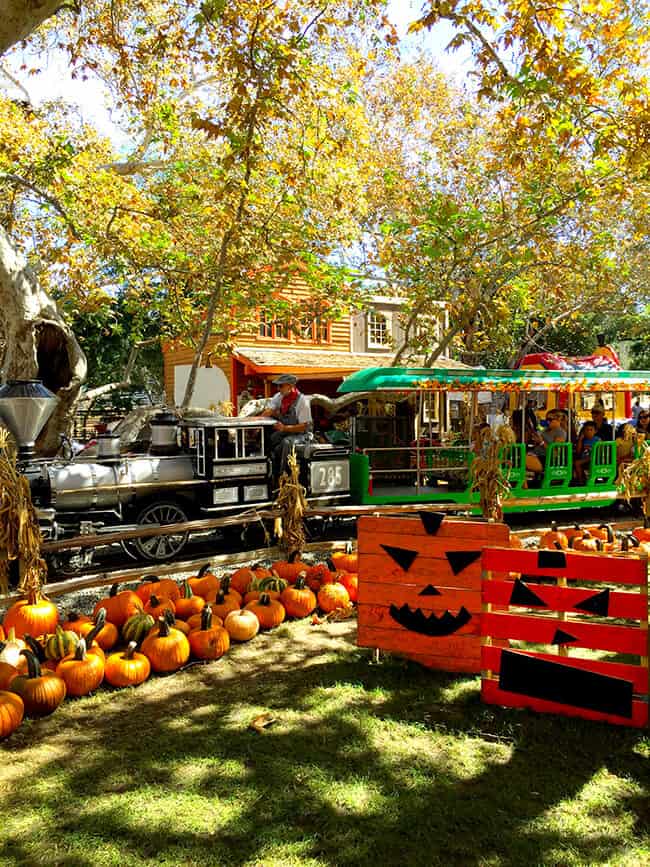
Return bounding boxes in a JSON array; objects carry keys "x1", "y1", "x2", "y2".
[{"x1": 310, "y1": 461, "x2": 350, "y2": 494}]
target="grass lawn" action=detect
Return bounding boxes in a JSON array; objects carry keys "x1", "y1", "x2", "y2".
[{"x1": 0, "y1": 618, "x2": 648, "y2": 867}]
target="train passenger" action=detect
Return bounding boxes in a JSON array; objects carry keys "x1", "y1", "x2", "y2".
[
  {"x1": 580, "y1": 406, "x2": 613, "y2": 441},
  {"x1": 635, "y1": 408, "x2": 650, "y2": 437},
  {"x1": 511, "y1": 409, "x2": 544, "y2": 475},
  {"x1": 262, "y1": 373, "x2": 313, "y2": 489},
  {"x1": 533, "y1": 411, "x2": 567, "y2": 459},
  {"x1": 573, "y1": 421, "x2": 600, "y2": 484}
]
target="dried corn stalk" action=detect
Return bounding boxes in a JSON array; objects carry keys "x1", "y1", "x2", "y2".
[
  {"x1": 0, "y1": 428, "x2": 46, "y2": 595},
  {"x1": 620, "y1": 440, "x2": 650, "y2": 517},
  {"x1": 273, "y1": 449, "x2": 307, "y2": 558},
  {"x1": 470, "y1": 424, "x2": 515, "y2": 521}
]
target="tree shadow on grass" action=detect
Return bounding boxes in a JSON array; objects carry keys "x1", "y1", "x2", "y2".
[{"x1": 1, "y1": 627, "x2": 648, "y2": 867}]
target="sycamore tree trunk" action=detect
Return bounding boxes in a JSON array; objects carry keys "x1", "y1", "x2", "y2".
[
  {"x1": 0, "y1": 225, "x2": 87, "y2": 454},
  {"x1": 0, "y1": 0, "x2": 70, "y2": 55}
]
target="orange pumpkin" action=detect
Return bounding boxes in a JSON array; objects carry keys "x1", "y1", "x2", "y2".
[
  {"x1": 187, "y1": 563, "x2": 220, "y2": 599},
  {"x1": 62, "y1": 611, "x2": 93, "y2": 636},
  {"x1": 10, "y1": 650, "x2": 66, "y2": 717},
  {"x1": 273, "y1": 552, "x2": 309, "y2": 584},
  {"x1": 144, "y1": 594, "x2": 176, "y2": 619},
  {"x1": 0, "y1": 690, "x2": 24, "y2": 739},
  {"x1": 56, "y1": 639, "x2": 105, "y2": 697},
  {"x1": 244, "y1": 594, "x2": 285, "y2": 629},
  {"x1": 135, "y1": 575, "x2": 182, "y2": 605},
  {"x1": 243, "y1": 589, "x2": 282, "y2": 605},
  {"x1": 188, "y1": 606, "x2": 230, "y2": 660},
  {"x1": 540, "y1": 522, "x2": 568, "y2": 550},
  {"x1": 80, "y1": 608, "x2": 119, "y2": 652},
  {"x1": 338, "y1": 572, "x2": 358, "y2": 604},
  {"x1": 104, "y1": 642, "x2": 150, "y2": 688},
  {"x1": 563, "y1": 523, "x2": 585, "y2": 543},
  {"x1": 208, "y1": 588, "x2": 242, "y2": 621},
  {"x1": 174, "y1": 580, "x2": 205, "y2": 620},
  {"x1": 3, "y1": 589, "x2": 59, "y2": 639},
  {"x1": 186, "y1": 610, "x2": 222, "y2": 631},
  {"x1": 148, "y1": 609, "x2": 192, "y2": 637},
  {"x1": 318, "y1": 583, "x2": 350, "y2": 613},
  {"x1": 229, "y1": 567, "x2": 256, "y2": 596},
  {"x1": 570, "y1": 530, "x2": 601, "y2": 553},
  {"x1": 280, "y1": 577, "x2": 316, "y2": 618},
  {"x1": 0, "y1": 624, "x2": 4, "y2": 642},
  {"x1": 330, "y1": 545, "x2": 358, "y2": 573},
  {"x1": 509, "y1": 534, "x2": 524, "y2": 549},
  {"x1": 93, "y1": 584, "x2": 143, "y2": 628},
  {"x1": 0, "y1": 661, "x2": 18, "y2": 690},
  {"x1": 141, "y1": 618, "x2": 190, "y2": 673}
]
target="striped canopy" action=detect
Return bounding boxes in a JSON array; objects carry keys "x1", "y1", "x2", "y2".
[{"x1": 337, "y1": 367, "x2": 650, "y2": 394}]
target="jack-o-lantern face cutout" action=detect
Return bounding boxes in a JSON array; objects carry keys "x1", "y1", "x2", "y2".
[{"x1": 389, "y1": 582, "x2": 472, "y2": 637}]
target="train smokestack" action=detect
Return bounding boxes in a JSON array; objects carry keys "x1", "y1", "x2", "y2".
[{"x1": 0, "y1": 380, "x2": 58, "y2": 462}]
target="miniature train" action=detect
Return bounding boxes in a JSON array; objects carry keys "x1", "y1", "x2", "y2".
[{"x1": 0, "y1": 381, "x2": 350, "y2": 562}]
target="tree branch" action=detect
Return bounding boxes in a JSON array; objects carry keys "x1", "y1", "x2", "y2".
[{"x1": 0, "y1": 172, "x2": 79, "y2": 236}]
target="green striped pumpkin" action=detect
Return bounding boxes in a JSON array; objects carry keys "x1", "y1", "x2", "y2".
[
  {"x1": 257, "y1": 574, "x2": 288, "y2": 594},
  {"x1": 122, "y1": 612, "x2": 155, "y2": 645},
  {"x1": 44, "y1": 626, "x2": 79, "y2": 661}
]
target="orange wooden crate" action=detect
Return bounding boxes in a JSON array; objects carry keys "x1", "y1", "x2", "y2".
[
  {"x1": 481, "y1": 547, "x2": 649, "y2": 728},
  {"x1": 357, "y1": 514, "x2": 510, "y2": 673}
]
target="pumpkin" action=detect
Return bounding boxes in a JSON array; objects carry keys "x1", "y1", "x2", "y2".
[
  {"x1": 0, "y1": 690, "x2": 24, "y2": 739},
  {"x1": 254, "y1": 573, "x2": 288, "y2": 595},
  {"x1": 244, "y1": 594, "x2": 285, "y2": 630},
  {"x1": 148, "y1": 609, "x2": 192, "y2": 637},
  {"x1": 318, "y1": 583, "x2": 350, "y2": 613},
  {"x1": 252, "y1": 563, "x2": 273, "y2": 581},
  {"x1": 104, "y1": 641, "x2": 150, "y2": 688},
  {"x1": 330, "y1": 543, "x2": 358, "y2": 574},
  {"x1": 338, "y1": 571, "x2": 358, "y2": 604},
  {"x1": 632, "y1": 518, "x2": 650, "y2": 543},
  {"x1": 3, "y1": 589, "x2": 59, "y2": 639},
  {"x1": 208, "y1": 588, "x2": 242, "y2": 621},
  {"x1": 188, "y1": 606, "x2": 230, "y2": 660},
  {"x1": 82, "y1": 608, "x2": 119, "y2": 652},
  {"x1": 587, "y1": 523, "x2": 616, "y2": 551},
  {"x1": 62, "y1": 611, "x2": 93, "y2": 636},
  {"x1": 144, "y1": 593, "x2": 176, "y2": 619},
  {"x1": 43, "y1": 625, "x2": 80, "y2": 662},
  {"x1": 79, "y1": 618, "x2": 108, "y2": 661},
  {"x1": 186, "y1": 610, "x2": 222, "y2": 631},
  {"x1": 243, "y1": 589, "x2": 282, "y2": 605},
  {"x1": 224, "y1": 609, "x2": 259, "y2": 642},
  {"x1": 187, "y1": 563, "x2": 220, "y2": 599},
  {"x1": 174, "y1": 580, "x2": 205, "y2": 620},
  {"x1": 135, "y1": 575, "x2": 181, "y2": 605},
  {"x1": 229, "y1": 567, "x2": 256, "y2": 596},
  {"x1": 56, "y1": 639, "x2": 105, "y2": 697},
  {"x1": 141, "y1": 617, "x2": 190, "y2": 673},
  {"x1": 0, "y1": 628, "x2": 26, "y2": 668},
  {"x1": 563, "y1": 523, "x2": 584, "y2": 543},
  {"x1": 509, "y1": 534, "x2": 524, "y2": 549},
  {"x1": 540, "y1": 521, "x2": 569, "y2": 550},
  {"x1": 93, "y1": 584, "x2": 143, "y2": 628},
  {"x1": 11, "y1": 650, "x2": 66, "y2": 717},
  {"x1": 0, "y1": 624, "x2": 4, "y2": 642},
  {"x1": 570, "y1": 530, "x2": 601, "y2": 552},
  {"x1": 23, "y1": 635, "x2": 57, "y2": 671},
  {"x1": 305, "y1": 563, "x2": 335, "y2": 593},
  {"x1": 0, "y1": 660, "x2": 18, "y2": 690},
  {"x1": 122, "y1": 611, "x2": 156, "y2": 645},
  {"x1": 273, "y1": 552, "x2": 309, "y2": 583},
  {"x1": 280, "y1": 577, "x2": 316, "y2": 619}
]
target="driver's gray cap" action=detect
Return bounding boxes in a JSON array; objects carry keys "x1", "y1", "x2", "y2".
[{"x1": 272, "y1": 374, "x2": 298, "y2": 386}]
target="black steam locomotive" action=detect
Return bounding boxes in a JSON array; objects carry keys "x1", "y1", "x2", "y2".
[{"x1": 0, "y1": 381, "x2": 350, "y2": 562}]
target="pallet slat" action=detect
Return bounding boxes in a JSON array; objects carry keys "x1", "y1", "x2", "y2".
[
  {"x1": 482, "y1": 579, "x2": 647, "y2": 620},
  {"x1": 482, "y1": 547, "x2": 647, "y2": 585}
]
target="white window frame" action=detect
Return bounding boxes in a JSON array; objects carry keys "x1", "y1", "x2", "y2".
[{"x1": 367, "y1": 311, "x2": 391, "y2": 349}]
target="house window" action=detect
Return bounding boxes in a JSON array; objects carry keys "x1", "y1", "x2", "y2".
[
  {"x1": 298, "y1": 315, "x2": 315, "y2": 340},
  {"x1": 258, "y1": 310, "x2": 286, "y2": 340},
  {"x1": 258, "y1": 310, "x2": 273, "y2": 338},
  {"x1": 316, "y1": 317, "x2": 330, "y2": 343},
  {"x1": 367, "y1": 311, "x2": 390, "y2": 348}
]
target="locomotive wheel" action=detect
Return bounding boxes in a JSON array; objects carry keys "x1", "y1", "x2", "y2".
[{"x1": 122, "y1": 500, "x2": 190, "y2": 561}]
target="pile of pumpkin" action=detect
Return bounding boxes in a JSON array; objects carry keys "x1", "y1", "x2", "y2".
[
  {"x1": 536, "y1": 520, "x2": 650, "y2": 554},
  {"x1": 0, "y1": 549, "x2": 358, "y2": 740}
]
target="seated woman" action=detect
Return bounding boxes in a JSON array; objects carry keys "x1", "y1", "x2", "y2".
[
  {"x1": 573, "y1": 420, "x2": 600, "y2": 484},
  {"x1": 511, "y1": 409, "x2": 544, "y2": 475},
  {"x1": 635, "y1": 408, "x2": 650, "y2": 440},
  {"x1": 616, "y1": 423, "x2": 636, "y2": 471}
]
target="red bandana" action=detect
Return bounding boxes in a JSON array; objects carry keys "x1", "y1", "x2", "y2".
[{"x1": 280, "y1": 387, "x2": 299, "y2": 415}]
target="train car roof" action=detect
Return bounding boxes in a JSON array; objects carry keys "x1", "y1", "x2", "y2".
[
  {"x1": 337, "y1": 366, "x2": 650, "y2": 394},
  {"x1": 180, "y1": 416, "x2": 276, "y2": 428}
]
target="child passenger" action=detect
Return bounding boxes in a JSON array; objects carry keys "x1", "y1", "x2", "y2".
[{"x1": 573, "y1": 421, "x2": 600, "y2": 485}]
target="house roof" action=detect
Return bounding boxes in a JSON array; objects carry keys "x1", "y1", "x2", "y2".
[{"x1": 233, "y1": 346, "x2": 467, "y2": 379}]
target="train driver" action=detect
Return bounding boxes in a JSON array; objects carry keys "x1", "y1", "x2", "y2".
[{"x1": 262, "y1": 373, "x2": 313, "y2": 489}]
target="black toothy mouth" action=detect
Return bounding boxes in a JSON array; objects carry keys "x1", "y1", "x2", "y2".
[{"x1": 389, "y1": 603, "x2": 472, "y2": 637}]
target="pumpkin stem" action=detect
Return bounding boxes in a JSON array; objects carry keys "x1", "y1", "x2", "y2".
[
  {"x1": 550, "y1": 521, "x2": 559, "y2": 531},
  {"x1": 94, "y1": 607, "x2": 107, "y2": 629},
  {"x1": 200, "y1": 606, "x2": 213, "y2": 631},
  {"x1": 326, "y1": 557, "x2": 336, "y2": 571},
  {"x1": 220, "y1": 577, "x2": 231, "y2": 595},
  {"x1": 288, "y1": 550, "x2": 299, "y2": 563},
  {"x1": 74, "y1": 639, "x2": 87, "y2": 661},
  {"x1": 198, "y1": 563, "x2": 211, "y2": 578},
  {"x1": 24, "y1": 635, "x2": 45, "y2": 661},
  {"x1": 553, "y1": 541, "x2": 563, "y2": 550},
  {"x1": 181, "y1": 580, "x2": 193, "y2": 599},
  {"x1": 157, "y1": 616, "x2": 171, "y2": 637},
  {"x1": 294, "y1": 576, "x2": 306, "y2": 590},
  {"x1": 259, "y1": 593, "x2": 271, "y2": 606},
  {"x1": 628, "y1": 534, "x2": 641, "y2": 548},
  {"x1": 149, "y1": 594, "x2": 161, "y2": 608},
  {"x1": 163, "y1": 609, "x2": 176, "y2": 626},
  {"x1": 26, "y1": 586, "x2": 41, "y2": 606},
  {"x1": 599, "y1": 523, "x2": 614, "y2": 543},
  {"x1": 109, "y1": 583, "x2": 119, "y2": 598},
  {"x1": 20, "y1": 648, "x2": 41, "y2": 679},
  {"x1": 85, "y1": 619, "x2": 103, "y2": 649},
  {"x1": 143, "y1": 575, "x2": 159, "y2": 585},
  {"x1": 124, "y1": 641, "x2": 138, "y2": 659},
  {"x1": 215, "y1": 590, "x2": 226, "y2": 604}
]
